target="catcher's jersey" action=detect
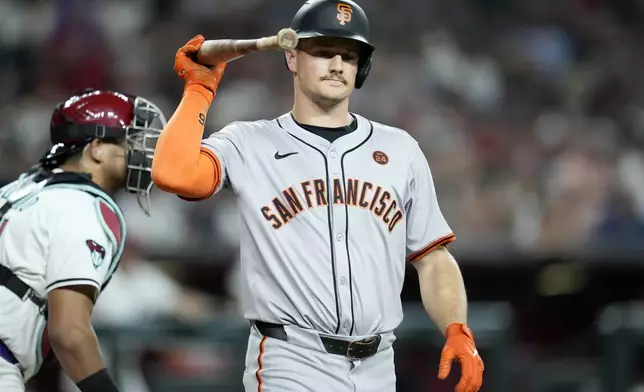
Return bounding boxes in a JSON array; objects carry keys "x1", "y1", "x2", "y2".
[
  {"x1": 0, "y1": 170, "x2": 125, "y2": 380},
  {"x1": 202, "y1": 113, "x2": 454, "y2": 336}
]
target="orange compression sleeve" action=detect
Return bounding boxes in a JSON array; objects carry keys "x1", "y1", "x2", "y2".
[{"x1": 151, "y1": 85, "x2": 221, "y2": 199}]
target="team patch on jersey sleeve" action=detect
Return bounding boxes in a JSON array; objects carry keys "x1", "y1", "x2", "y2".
[{"x1": 85, "y1": 239, "x2": 106, "y2": 268}]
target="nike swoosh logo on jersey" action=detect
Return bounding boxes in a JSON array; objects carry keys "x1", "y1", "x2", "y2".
[{"x1": 274, "y1": 151, "x2": 298, "y2": 160}]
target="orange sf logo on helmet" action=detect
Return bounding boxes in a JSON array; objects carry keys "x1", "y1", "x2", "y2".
[{"x1": 336, "y1": 3, "x2": 353, "y2": 25}]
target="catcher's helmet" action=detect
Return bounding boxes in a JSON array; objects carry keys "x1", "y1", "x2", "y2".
[
  {"x1": 41, "y1": 88, "x2": 167, "y2": 215},
  {"x1": 289, "y1": 0, "x2": 374, "y2": 89}
]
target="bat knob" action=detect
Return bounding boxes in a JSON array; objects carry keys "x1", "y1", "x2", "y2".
[{"x1": 277, "y1": 28, "x2": 299, "y2": 50}]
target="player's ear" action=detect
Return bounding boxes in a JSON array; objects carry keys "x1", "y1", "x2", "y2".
[
  {"x1": 87, "y1": 139, "x2": 108, "y2": 164},
  {"x1": 285, "y1": 50, "x2": 297, "y2": 73}
]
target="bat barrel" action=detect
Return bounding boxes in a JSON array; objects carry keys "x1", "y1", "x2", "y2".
[{"x1": 195, "y1": 29, "x2": 297, "y2": 66}]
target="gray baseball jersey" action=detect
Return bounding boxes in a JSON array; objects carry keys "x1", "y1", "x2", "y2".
[{"x1": 201, "y1": 112, "x2": 454, "y2": 337}]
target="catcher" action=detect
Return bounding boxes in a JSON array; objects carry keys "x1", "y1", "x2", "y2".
[{"x1": 0, "y1": 88, "x2": 165, "y2": 392}]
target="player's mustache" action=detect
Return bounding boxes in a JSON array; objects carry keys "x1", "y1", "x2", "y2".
[{"x1": 321, "y1": 75, "x2": 347, "y2": 84}]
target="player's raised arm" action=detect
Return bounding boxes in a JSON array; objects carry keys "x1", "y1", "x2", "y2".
[{"x1": 151, "y1": 35, "x2": 227, "y2": 199}]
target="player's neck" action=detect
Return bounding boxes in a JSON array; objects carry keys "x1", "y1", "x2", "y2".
[
  {"x1": 292, "y1": 92, "x2": 352, "y2": 128},
  {"x1": 87, "y1": 171, "x2": 119, "y2": 194},
  {"x1": 58, "y1": 162, "x2": 118, "y2": 194}
]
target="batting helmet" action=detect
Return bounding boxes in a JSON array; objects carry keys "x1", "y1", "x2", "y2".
[
  {"x1": 289, "y1": 0, "x2": 374, "y2": 89},
  {"x1": 40, "y1": 88, "x2": 167, "y2": 214}
]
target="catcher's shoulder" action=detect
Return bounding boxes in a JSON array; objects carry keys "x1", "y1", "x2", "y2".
[{"x1": 36, "y1": 187, "x2": 104, "y2": 224}]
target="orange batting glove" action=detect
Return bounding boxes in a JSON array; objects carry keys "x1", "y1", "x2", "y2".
[
  {"x1": 438, "y1": 322, "x2": 484, "y2": 392},
  {"x1": 174, "y1": 35, "x2": 226, "y2": 104}
]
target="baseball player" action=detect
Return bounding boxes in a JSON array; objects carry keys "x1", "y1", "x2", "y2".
[
  {"x1": 152, "y1": 0, "x2": 484, "y2": 391},
  {"x1": 0, "y1": 89, "x2": 165, "y2": 392}
]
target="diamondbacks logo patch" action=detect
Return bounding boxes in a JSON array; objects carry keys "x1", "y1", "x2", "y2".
[{"x1": 86, "y1": 239, "x2": 106, "y2": 268}]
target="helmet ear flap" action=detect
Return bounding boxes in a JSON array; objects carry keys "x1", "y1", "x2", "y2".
[{"x1": 355, "y1": 55, "x2": 371, "y2": 89}]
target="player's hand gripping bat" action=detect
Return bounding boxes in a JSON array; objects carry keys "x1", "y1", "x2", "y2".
[{"x1": 196, "y1": 28, "x2": 299, "y2": 66}]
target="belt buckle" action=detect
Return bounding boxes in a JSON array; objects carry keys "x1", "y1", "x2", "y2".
[{"x1": 346, "y1": 337, "x2": 378, "y2": 360}]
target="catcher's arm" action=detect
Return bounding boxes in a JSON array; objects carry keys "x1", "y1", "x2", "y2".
[
  {"x1": 48, "y1": 286, "x2": 120, "y2": 392},
  {"x1": 151, "y1": 36, "x2": 225, "y2": 199}
]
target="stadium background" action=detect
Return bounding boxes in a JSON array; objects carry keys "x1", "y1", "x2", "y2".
[{"x1": 2, "y1": 0, "x2": 644, "y2": 390}]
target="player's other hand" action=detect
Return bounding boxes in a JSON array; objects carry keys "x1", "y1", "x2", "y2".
[
  {"x1": 438, "y1": 322, "x2": 484, "y2": 392},
  {"x1": 174, "y1": 35, "x2": 227, "y2": 98}
]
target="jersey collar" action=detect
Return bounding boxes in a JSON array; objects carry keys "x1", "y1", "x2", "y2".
[
  {"x1": 34, "y1": 168, "x2": 110, "y2": 195},
  {"x1": 277, "y1": 112, "x2": 373, "y2": 154}
]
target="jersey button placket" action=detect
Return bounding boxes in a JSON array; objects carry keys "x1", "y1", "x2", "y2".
[
  {"x1": 328, "y1": 147, "x2": 352, "y2": 334},
  {"x1": 329, "y1": 149, "x2": 340, "y2": 176}
]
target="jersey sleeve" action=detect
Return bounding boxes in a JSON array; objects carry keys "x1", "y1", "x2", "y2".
[
  {"x1": 198, "y1": 122, "x2": 245, "y2": 195},
  {"x1": 45, "y1": 194, "x2": 116, "y2": 299},
  {"x1": 405, "y1": 143, "x2": 455, "y2": 262}
]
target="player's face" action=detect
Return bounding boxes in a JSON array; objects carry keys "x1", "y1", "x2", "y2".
[
  {"x1": 102, "y1": 140, "x2": 128, "y2": 188},
  {"x1": 294, "y1": 37, "x2": 361, "y2": 105}
]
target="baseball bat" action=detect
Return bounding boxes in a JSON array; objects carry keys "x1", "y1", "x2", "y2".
[{"x1": 196, "y1": 28, "x2": 299, "y2": 66}]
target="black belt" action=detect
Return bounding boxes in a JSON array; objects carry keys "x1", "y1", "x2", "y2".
[
  {"x1": 251, "y1": 320, "x2": 382, "y2": 360},
  {"x1": 0, "y1": 264, "x2": 47, "y2": 316}
]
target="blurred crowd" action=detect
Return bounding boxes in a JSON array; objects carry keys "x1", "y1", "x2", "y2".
[{"x1": 2, "y1": 0, "x2": 644, "y2": 259}]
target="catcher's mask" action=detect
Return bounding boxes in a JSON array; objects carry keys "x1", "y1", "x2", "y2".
[{"x1": 40, "y1": 88, "x2": 167, "y2": 215}]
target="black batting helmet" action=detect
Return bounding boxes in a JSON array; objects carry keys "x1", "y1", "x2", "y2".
[{"x1": 289, "y1": 0, "x2": 374, "y2": 89}]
